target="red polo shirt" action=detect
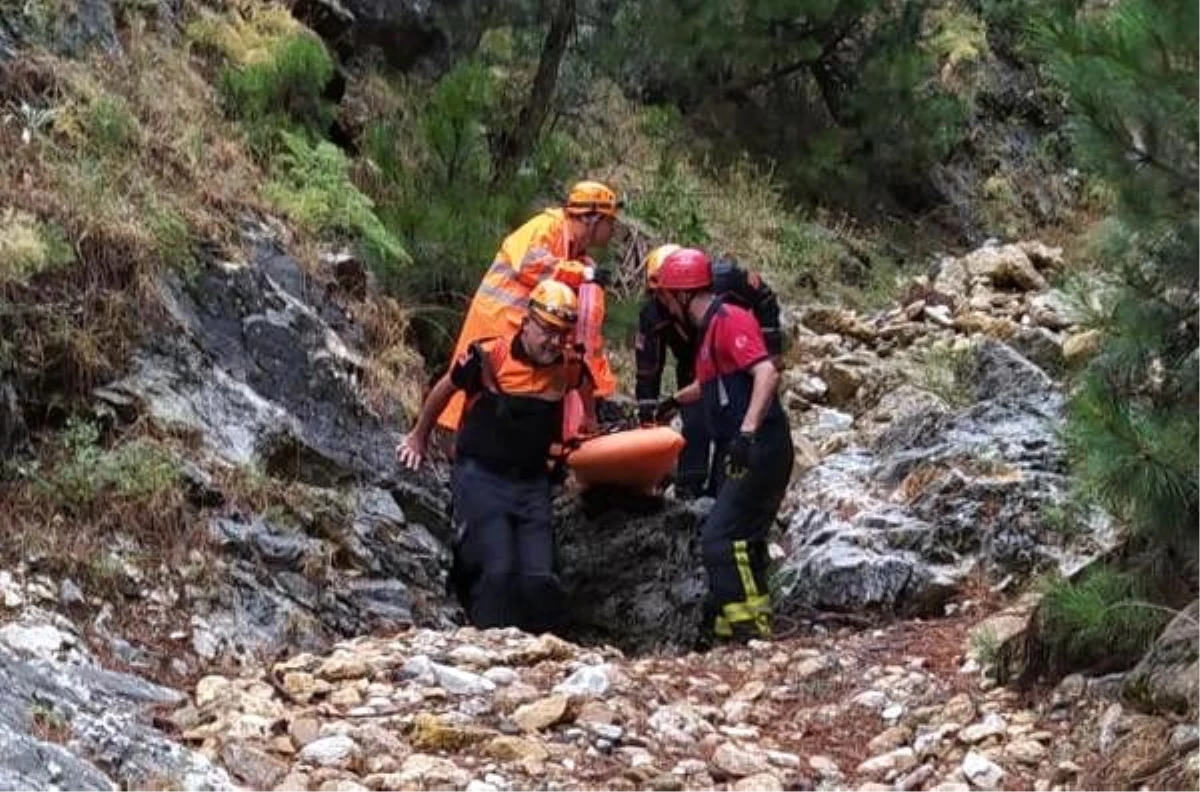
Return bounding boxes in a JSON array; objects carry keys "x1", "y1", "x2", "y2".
[{"x1": 695, "y1": 303, "x2": 770, "y2": 383}]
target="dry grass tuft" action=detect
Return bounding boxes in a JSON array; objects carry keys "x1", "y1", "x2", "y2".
[
  {"x1": 30, "y1": 704, "x2": 72, "y2": 744},
  {"x1": 1082, "y1": 716, "x2": 1187, "y2": 791},
  {"x1": 0, "y1": 425, "x2": 210, "y2": 598},
  {"x1": 349, "y1": 295, "x2": 428, "y2": 424},
  {"x1": 184, "y1": 2, "x2": 302, "y2": 66}
]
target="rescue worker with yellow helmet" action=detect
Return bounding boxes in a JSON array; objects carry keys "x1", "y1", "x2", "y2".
[
  {"x1": 650, "y1": 247, "x2": 794, "y2": 646},
  {"x1": 399, "y1": 280, "x2": 595, "y2": 632},
  {"x1": 637, "y1": 243, "x2": 784, "y2": 498},
  {"x1": 437, "y1": 180, "x2": 622, "y2": 433}
]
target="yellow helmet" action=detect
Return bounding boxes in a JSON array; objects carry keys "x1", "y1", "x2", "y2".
[
  {"x1": 644, "y1": 243, "x2": 681, "y2": 289},
  {"x1": 528, "y1": 279, "x2": 579, "y2": 330},
  {"x1": 565, "y1": 180, "x2": 622, "y2": 217}
]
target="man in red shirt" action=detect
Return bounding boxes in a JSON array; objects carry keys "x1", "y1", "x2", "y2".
[{"x1": 652, "y1": 247, "x2": 794, "y2": 645}]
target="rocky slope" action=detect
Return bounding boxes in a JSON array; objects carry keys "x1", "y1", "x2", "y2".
[
  {"x1": 771, "y1": 240, "x2": 1116, "y2": 621},
  {"x1": 1, "y1": 231, "x2": 1195, "y2": 790}
]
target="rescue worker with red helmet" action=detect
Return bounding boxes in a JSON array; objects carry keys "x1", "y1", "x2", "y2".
[
  {"x1": 399, "y1": 280, "x2": 595, "y2": 633},
  {"x1": 437, "y1": 180, "x2": 622, "y2": 433},
  {"x1": 637, "y1": 243, "x2": 784, "y2": 499},
  {"x1": 651, "y1": 247, "x2": 794, "y2": 645}
]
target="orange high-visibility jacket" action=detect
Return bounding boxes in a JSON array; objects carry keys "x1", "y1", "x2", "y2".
[{"x1": 438, "y1": 209, "x2": 617, "y2": 431}]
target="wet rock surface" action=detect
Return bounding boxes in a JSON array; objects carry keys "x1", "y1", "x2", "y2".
[
  {"x1": 99, "y1": 231, "x2": 405, "y2": 487},
  {"x1": 0, "y1": 610, "x2": 232, "y2": 791},
  {"x1": 88, "y1": 227, "x2": 461, "y2": 665},
  {"x1": 556, "y1": 494, "x2": 706, "y2": 654},
  {"x1": 0, "y1": 0, "x2": 122, "y2": 57},
  {"x1": 290, "y1": 0, "x2": 487, "y2": 74}
]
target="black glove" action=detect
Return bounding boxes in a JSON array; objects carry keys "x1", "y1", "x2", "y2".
[
  {"x1": 653, "y1": 395, "x2": 680, "y2": 424},
  {"x1": 637, "y1": 399, "x2": 657, "y2": 426},
  {"x1": 549, "y1": 457, "x2": 569, "y2": 487},
  {"x1": 726, "y1": 431, "x2": 756, "y2": 479}
]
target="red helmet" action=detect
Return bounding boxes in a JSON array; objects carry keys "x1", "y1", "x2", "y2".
[{"x1": 657, "y1": 247, "x2": 712, "y2": 290}]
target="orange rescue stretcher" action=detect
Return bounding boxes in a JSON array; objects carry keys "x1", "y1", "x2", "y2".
[{"x1": 563, "y1": 425, "x2": 685, "y2": 494}]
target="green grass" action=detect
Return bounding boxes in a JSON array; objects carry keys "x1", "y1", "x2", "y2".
[
  {"x1": 219, "y1": 32, "x2": 336, "y2": 154},
  {"x1": 916, "y1": 342, "x2": 974, "y2": 407},
  {"x1": 82, "y1": 93, "x2": 139, "y2": 155},
  {"x1": 145, "y1": 200, "x2": 195, "y2": 273}
]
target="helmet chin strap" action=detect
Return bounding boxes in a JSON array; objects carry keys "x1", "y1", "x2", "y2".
[{"x1": 679, "y1": 291, "x2": 698, "y2": 323}]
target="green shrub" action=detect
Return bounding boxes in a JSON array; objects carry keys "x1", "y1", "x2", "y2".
[
  {"x1": 361, "y1": 59, "x2": 570, "y2": 362},
  {"x1": 262, "y1": 131, "x2": 409, "y2": 272},
  {"x1": 1032, "y1": 566, "x2": 1170, "y2": 675},
  {"x1": 770, "y1": 221, "x2": 845, "y2": 288},
  {"x1": 917, "y1": 342, "x2": 974, "y2": 407},
  {"x1": 220, "y1": 33, "x2": 335, "y2": 153},
  {"x1": 145, "y1": 202, "x2": 195, "y2": 273},
  {"x1": 629, "y1": 156, "x2": 710, "y2": 245},
  {"x1": 38, "y1": 418, "x2": 181, "y2": 511},
  {"x1": 603, "y1": 294, "x2": 643, "y2": 348},
  {"x1": 82, "y1": 93, "x2": 139, "y2": 154}
]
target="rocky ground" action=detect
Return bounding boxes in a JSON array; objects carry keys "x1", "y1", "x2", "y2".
[{"x1": 167, "y1": 615, "x2": 1195, "y2": 792}]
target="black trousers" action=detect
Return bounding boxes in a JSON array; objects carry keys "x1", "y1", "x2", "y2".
[
  {"x1": 449, "y1": 457, "x2": 563, "y2": 633},
  {"x1": 678, "y1": 403, "x2": 731, "y2": 498},
  {"x1": 700, "y1": 423, "x2": 794, "y2": 640}
]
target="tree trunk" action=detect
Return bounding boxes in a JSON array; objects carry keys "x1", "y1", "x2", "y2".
[{"x1": 492, "y1": 0, "x2": 576, "y2": 183}]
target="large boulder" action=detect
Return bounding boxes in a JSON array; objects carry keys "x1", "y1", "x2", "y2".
[
  {"x1": 775, "y1": 339, "x2": 1117, "y2": 616},
  {"x1": 0, "y1": 613, "x2": 233, "y2": 791},
  {"x1": 290, "y1": 0, "x2": 488, "y2": 74},
  {"x1": 95, "y1": 225, "x2": 460, "y2": 664},
  {"x1": 98, "y1": 226, "x2": 408, "y2": 487},
  {"x1": 1123, "y1": 600, "x2": 1199, "y2": 718},
  {"x1": 556, "y1": 493, "x2": 706, "y2": 654},
  {"x1": 192, "y1": 484, "x2": 458, "y2": 664},
  {"x1": 1, "y1": 0, "x2": 120, "y2": 58},
  {"x1": 959, "y1": 244, "x2": 1048, "y2": 292}
]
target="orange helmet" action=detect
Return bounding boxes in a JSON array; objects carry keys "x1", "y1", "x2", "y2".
[
  {"x1": 528, "y1": 279, "x2": 579, "y2": 330},
  {"x1": 658, "y1": 247, "x2": 712, "y2": 290},
  {"x1": 565, "y1": 180, "x2": 622, "y2": 217},
  {"x1": 644, "y1": 243, "x2": 681, "y2": 289}
]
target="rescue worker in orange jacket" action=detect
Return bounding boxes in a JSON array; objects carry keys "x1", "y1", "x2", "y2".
[
  {"x1": 399, "y1": 280, "x2": 595, "y2": 633},
  {"x1": 437, "y1": 180, "x2": 621, "y2": 432},
  {"x1": 651, "y1": 248, "x2": 794, "y2": 645}
]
